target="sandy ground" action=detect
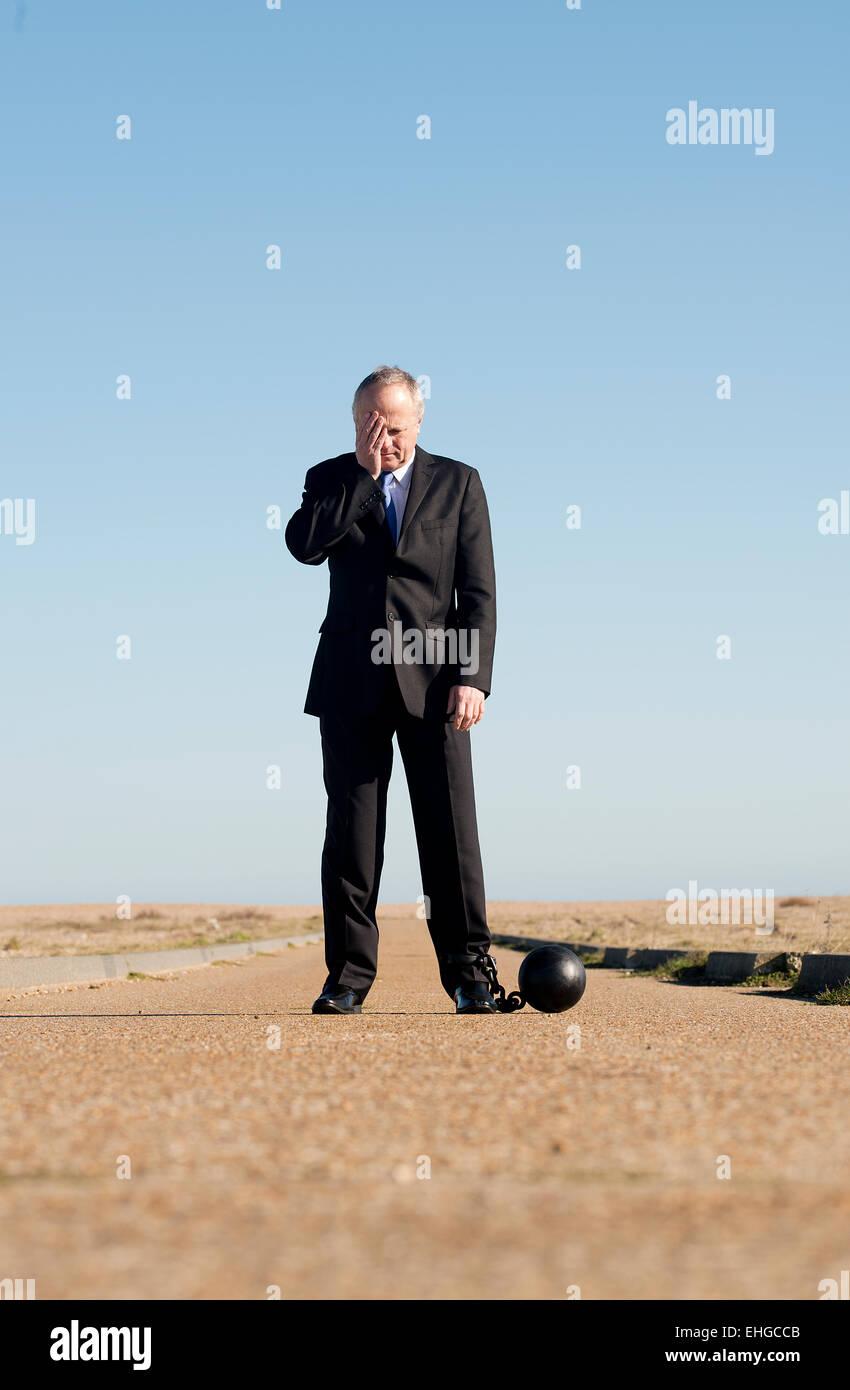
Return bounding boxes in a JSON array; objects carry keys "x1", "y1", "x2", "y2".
[
  {"x1": 0, "y1": 895, "x2": 846, "y2": 958},
  {"x1": 0, "y1": 922, "x2": 847, "y2": 1301}
]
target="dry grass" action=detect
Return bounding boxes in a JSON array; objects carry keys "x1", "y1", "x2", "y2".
[
  {"x1": 0, "y1": 896, "x2": 847, "y2": 960},
  {"x1": 0, "y1": 904, "x2": 323, "y2": 958},
  {"x1": 476, "y1": 898, "x2": 850, "y2": 955}
]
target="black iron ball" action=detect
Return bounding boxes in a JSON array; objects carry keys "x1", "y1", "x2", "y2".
[{"x1": 518, "y1": 945, "x2": 587, "y2": 1013}]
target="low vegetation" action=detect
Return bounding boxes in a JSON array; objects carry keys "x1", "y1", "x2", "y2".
[
  {"x1": 630, "y1": 954, "x2": 707, "y2": 983},
  {"x1": 812, "y1": 978, "x2": 850, "y2": 1006}
]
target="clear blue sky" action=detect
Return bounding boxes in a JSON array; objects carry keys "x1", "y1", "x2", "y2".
[{"x1": 2, "y1": 0, "x2": 848, "y2": 907}]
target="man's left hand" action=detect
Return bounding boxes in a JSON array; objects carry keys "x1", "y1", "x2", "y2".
[{"x1": 446, "y1": 685, "x2": 485, "y2": 732}]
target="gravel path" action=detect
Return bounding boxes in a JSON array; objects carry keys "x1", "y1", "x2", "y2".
[{"x1": 1, "y1": 925, "x2": 846, "y2": 1300}]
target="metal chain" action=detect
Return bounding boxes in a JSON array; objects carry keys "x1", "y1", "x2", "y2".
[{"x1": 477, "y1": 952, "x2": 525, "y2": 1013}]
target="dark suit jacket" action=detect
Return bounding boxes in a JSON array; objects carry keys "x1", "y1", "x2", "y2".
[{"x1": 285, "y1": 444, "x2": 496, "y2": 718}]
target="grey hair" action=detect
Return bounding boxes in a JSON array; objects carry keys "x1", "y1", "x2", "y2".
[{"x1": 351, "y1": 365, "x2": 424, "y2": 420}]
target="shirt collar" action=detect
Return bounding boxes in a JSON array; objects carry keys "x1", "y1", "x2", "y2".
[{"x1": 383, "y1": 449, "x2": 415, "y2": 490}]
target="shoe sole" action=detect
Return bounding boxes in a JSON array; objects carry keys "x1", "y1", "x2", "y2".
[
  {"x1": 312, "y1": 1001, "x2": 362, "y2": 1014},
  {"x1": 455, "y1": 1003, "x2": 500, "y2": 1014}
]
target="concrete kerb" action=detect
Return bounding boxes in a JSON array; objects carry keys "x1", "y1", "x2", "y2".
[
  {"x1": 490, "y1": 933, "x2": 601, "y2": 959},
  {"x1": 627, "y1": 948, "x2": 696, "y2": 971},
  {"x1": 797, "y1": 954, "x2": 850, "y2": 993},
  {"x1": 0, "y1": 932, "x2": 325, "y2": 992},
  {"x1": 3, "y1": 927, "x2": 848, "y2": 998},
  {"x1": 704, "y1": 950, "x2": 789, "y2": 983},
  {"x1": 500, "y1": 940, "x2": 845, "y2": 992},
  {"x1": 602, "y1": 946, "x2": 632, "y2": 968}
]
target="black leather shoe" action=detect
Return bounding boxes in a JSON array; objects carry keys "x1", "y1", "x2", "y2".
[
  {"x1": 312, "y1": 987, "x2": 363, "y2": 1015},
  {"x1": 454, "y1": 982, "x2": 500, "y2": 1014}
]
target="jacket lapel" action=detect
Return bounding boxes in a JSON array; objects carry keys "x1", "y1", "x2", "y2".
[{"x1": 395, "y1": 445, "x2": 435, "y2": 547}]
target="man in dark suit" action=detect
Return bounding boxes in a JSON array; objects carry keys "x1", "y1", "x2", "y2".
[{"x1": 285, "y1": 365, "x2": 500, "y2": 1015}]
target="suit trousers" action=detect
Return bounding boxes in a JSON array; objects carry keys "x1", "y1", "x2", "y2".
[{"x1": 318, "y1": 664, "x2": 492, "y2": 1000}]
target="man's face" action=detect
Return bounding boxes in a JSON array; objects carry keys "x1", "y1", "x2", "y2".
[{"x1": 356, "y1": 385, "x2": 422, "y2": 471}]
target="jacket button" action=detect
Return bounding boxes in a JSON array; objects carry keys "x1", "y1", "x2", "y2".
[{"x1": 387, "y1": 612, "x2": 396, "y2": 621}]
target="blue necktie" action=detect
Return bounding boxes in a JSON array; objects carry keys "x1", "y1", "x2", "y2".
[{"x1": 380, "y1": 472, "x2": 399, "y2": 544}]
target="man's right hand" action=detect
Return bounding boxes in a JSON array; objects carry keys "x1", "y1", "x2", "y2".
[{"x1": 355, "y1": 411, "x2": 387, "y2": 479}]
